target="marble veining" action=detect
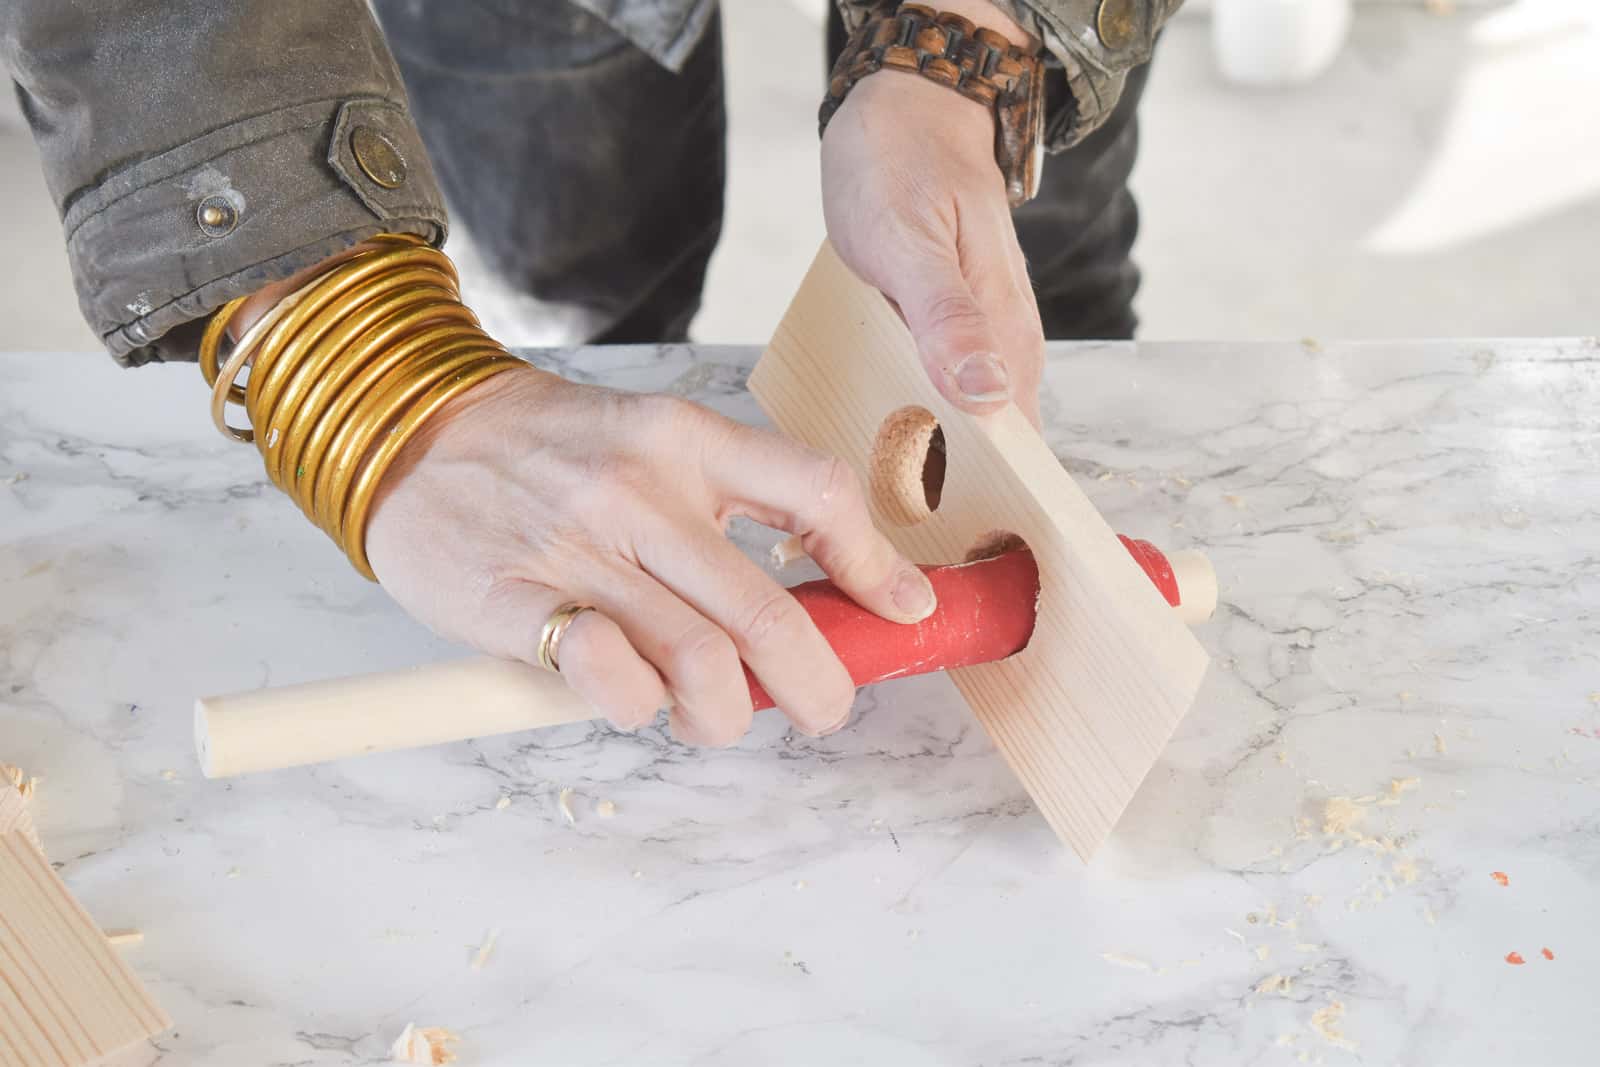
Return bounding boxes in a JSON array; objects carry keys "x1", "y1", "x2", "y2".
[{"x1": 2, "y1": 339, "x2": 1598, "y2": 1065}]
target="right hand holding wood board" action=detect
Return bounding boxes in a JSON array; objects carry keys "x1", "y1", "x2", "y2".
[{"x1": 361, "y1": 365, "x2": 937, "y2": 747}]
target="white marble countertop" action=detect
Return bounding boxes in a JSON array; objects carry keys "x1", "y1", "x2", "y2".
[{"x1": 3, "y1": 339, "x2": 1599, "y2": 1066}]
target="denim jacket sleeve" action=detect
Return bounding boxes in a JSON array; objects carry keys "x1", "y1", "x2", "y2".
[
  {"x1": 838, "y1": 0, "x2": 1181, "y2": 151},
  {"x1": 0, "y1": 0, "x2": 449, "y2": 366}
]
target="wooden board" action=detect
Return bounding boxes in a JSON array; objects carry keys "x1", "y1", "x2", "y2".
[
  {"x1": 748, "y1": 242, "x2": 1210, "y2": 858},
  {"x1": 0, "y1": 832, "x2": 170, "y2": 1066}
]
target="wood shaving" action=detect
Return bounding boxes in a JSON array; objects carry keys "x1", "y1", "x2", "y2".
[
  {"x1": 1434, "y1": 733, "x2": 1447, "y2": 754},
  {"x1": 596, "y1": 799, "x2": 617, "y2": 819},
  {"x1": 390, "y1": 1023, "x2": 459, "y2": 1065},
  {"x1": 557, "y1": 787, "x2": 576, "y2": 826},
  {"x1": 1322, "y1": 796, "x2": 1366, "y2": 836},
  {"x1": 0, "y1": 763, "x2": 42, "y2": 852},
  {"x1": 494, "y1": 794, "x2": 511, "y2": 810},
  {"x1": 1, "y1": 764, "x2": 37, "y2": 800},
  {"x1": 1223, "y1": 494, "x2": 1246, "y2": 510},
  {"x1": 471, "y1": 928, "x2": 499, "y2": 970},
  {"x1": 1301, "y1": 337, "x2": 1323, "y2": 353},
  {"x1": 1386, "y1": 776, "x2": 1419, "y2": 799},
  {"x1": 769, "y1": 535, "x2": 807, "y2": 568},
  {"x1": 1256, "y1": 974, "x2": 1292, "y2": 996},
  {"x1": 105, "y1": 929, "x2": 144, "y2": 947},
  {"x1": 1304, "y1": 895, "x2": 1322, "y2": 909},
  {"x1": 1309, "y1": 999, "x2": 1356, "y2": 1050},
  {"x1": 1100, "y1": 952, "x2": 1152, "y2": 971},
  {"x1": 1255, "y1": 945, "x2": 1271, "y2": 961}
]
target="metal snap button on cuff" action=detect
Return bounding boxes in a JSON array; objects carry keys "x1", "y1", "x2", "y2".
[
  {"x1": 1096, "y1": 0, "x2": 1137, "y2": 49},
  {"x1": 196, "y1": 196, "x2": 238, "y2": 237},
  {"x1": 350, "y1": 126, "x2": 407, "y2": 190}
]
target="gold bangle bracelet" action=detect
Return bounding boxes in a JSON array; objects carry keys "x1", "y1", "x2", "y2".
[{"x1": 201, "y1": 234, "x2": 521, "y2": 579}]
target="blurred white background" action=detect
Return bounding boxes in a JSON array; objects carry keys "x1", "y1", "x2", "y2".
[{"x1": 1, "y1": 0, "x2": 1594, "y2": 354}]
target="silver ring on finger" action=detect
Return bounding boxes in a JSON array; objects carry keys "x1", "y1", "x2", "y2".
[{"x1": 537, "y1": 602, "x2": 596, "y2": 673}]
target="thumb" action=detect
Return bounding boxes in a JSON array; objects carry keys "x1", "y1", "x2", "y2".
[{"x1": 894, "y1": 260, "x2": 1012, "y2": 416}]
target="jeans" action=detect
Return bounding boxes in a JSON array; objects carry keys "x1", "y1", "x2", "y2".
[{"x1": 373, "y1": 0, "x2": 1150, "y2": 344}]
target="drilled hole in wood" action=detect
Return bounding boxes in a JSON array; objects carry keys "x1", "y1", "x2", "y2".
[
  {"x1": 965, "y1": 529, "x2": 1029, "y2": 563},
  {"x1": 869, "y1": 406, "x2": 946, "y2": 526}
]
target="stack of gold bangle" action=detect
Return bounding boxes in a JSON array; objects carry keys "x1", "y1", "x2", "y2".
[{"x1": 199, "y1": 234, "x2": 522, "y2": 580}]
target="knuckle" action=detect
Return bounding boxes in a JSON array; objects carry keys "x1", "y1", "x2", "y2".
[
  {"x1": 806, "y1": 454, "x2": 864, "y2": 525},
  {"x1": 667, "y1": 623, "x2": 740, "y2": 688},
  {"x1": 921, "y1": 290, "x2": 985, "y2": 335},
  {"x1": 734, "y1": 588, "x2": 807, "y2": 649}
]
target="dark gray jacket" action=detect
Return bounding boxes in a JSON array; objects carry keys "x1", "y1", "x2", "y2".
[{"x1": 0, "y1": 0, "x2": 1178, "y2": 367}]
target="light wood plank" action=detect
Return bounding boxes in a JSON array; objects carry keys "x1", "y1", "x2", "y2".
[
  {"x1": 0, "y1": 833, "x2": 170, "y2": 1066},
  {"x1": 748, "y1": 241, "x2": 1211, "y2": 858}
]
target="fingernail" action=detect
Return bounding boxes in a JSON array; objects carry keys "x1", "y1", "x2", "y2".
[
  {"x1": 951, "y1": 352, "x2": 1010, "y2": 404},
  {"x1": 892, "y1": 567, "x2": 937, "y2": 622},
  {"x1": 818, "y1": 707, "x2": 852, "y2": 737}
]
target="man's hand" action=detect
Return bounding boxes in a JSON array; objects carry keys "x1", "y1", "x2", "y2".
[
  {"x1": 365, "y1": 368, "x2": 938, "y2": 747},
  {"x1": 821, "y1": 3, "x2": 1045, "y2": 426}
]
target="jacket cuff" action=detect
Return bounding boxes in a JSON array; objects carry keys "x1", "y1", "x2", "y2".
[
  {"x1": 963, "y1": 0, "x2": 1176, "y2": 151},
  {"x1": 62, "y1": 97, "x2": 448, "y2": 367}
]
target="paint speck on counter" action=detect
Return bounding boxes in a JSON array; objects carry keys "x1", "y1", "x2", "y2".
[
  {"x1": 1491, "y1": 871, "x2": 1509, "y2": 887},
  {"x1": 1506, "y1": 951, "x2": 1525, "y2": 965},
  {"x1": 1542, "y1": 947, "x2": 1555, "y2": 960}
]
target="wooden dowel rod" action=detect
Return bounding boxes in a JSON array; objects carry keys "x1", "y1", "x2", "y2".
[{"x1": 198, "y1": 544, "x2": 1216, "y2": 779}]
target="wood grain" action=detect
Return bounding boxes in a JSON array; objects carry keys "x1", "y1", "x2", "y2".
[
  {"x1": 747, "y1": 241, "x2": 1211, "y2": 858},
  {"x1": 0, "y1": 832, "x2": 170, "y2": 1067}
]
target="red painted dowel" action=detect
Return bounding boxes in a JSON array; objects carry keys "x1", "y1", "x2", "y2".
[{"x1": 745, "y1": 537, "x2": 1206, "y2": 711}]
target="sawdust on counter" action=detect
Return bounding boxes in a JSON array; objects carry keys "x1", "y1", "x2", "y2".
[
  {"x1": 1309, "y1": 999, "x2": 1356, "y2": 1050},
  {"x1": 1256, "y1": 974, "x2": 1293, "y2": 996},
  {"x1": 104, "y1": 929, "x2": 144, "y2": 947},
  {"x1": 1321, "y1": 796, "x2": 1366, "y2": 836},
  {"x1": 596, "y1": 799, "x2": 617, "y2": 818},
  {"x1": 391, "y1": 1023, "x2": 459, "y2": 1065},
  {"x1": 557, "y1": 787, "x2": 576, "y2": 826},
  {"x1": 471, "y1": 929, "x2": 499, "y2": 970}
]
